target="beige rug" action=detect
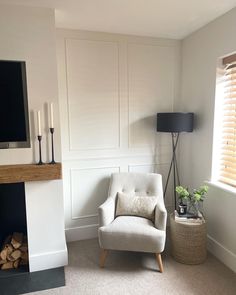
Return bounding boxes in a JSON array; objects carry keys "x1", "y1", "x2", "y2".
[{"x1": 28, "y1": 238, "x2": 236, "y2": 295}]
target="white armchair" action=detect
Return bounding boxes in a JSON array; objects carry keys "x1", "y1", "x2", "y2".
[{"x1": 98, "y1": 172, "x2": 167, "y2": 272}]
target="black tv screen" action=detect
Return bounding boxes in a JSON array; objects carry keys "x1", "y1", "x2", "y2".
[{"x1": 0, "y1": 60, "x2": 30, "y2": 148}]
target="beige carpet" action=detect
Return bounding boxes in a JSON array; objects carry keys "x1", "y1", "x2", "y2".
[{"x1": 28, "y1": 238, "x2": 236, "y2": 295}]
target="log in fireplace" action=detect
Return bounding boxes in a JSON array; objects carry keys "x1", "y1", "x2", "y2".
[{"x1": 0, "y1": 232, "x2": 28, "y2": 270}]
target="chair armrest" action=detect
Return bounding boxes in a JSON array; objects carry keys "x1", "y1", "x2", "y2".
[
  {"x1": 154, "y1": 202, "x2": 167, "y2": 231},
  {"x1": 98, "y1": 197, "x2": 115, "y2": 227}
]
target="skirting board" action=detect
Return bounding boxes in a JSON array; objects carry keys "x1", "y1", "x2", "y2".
[
  {"x1": 207, "y1": 234, "x2": 236, "y2": 273},
  {"x1": 29, "y1": 248, "x2": 68, "y2": 272},
  {"x1": 65, "y1": 224, "x2": 98, "y2": 242}
]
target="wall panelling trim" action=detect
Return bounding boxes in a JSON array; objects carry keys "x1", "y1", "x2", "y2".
[
  {"x1": 57, "y1": 29, "x2": 181, "y2": 240},
  {"x1": 70, "y1": 166, "x2": 120, "y2": 220},
  {"x1": 65, "y1": 38, "x2": 120, "y2": 151},
  {"x1": 127, "y1": 43, "x2": 175, "y2": 148}
]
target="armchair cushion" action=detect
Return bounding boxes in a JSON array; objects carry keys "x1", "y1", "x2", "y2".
[
  {"x1": 116, "y1": 192, "x2": 157, "y2": 221},
  {"x1": 99, "y1": 216, "x2": 166, "y2": 253}
]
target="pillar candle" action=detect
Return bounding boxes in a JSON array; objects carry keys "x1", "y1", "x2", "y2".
[
  {"x1": 50, "y1": 103, "x2": 54, "y2": 128},
  {"x1": 37, "y1": 111, "x2": 41, "y2": 136}
]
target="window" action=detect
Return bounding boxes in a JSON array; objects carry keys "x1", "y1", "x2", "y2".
[{"x1": 213, "y1": 53, "x2": 236, "y2": 187}]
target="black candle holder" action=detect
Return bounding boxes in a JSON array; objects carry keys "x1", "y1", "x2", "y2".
[
  {"x1": 37, "y1": 135, "x2": 44, "y2": 165},
  {"x1": 49, "y1": 127, "x2": 56, "y2": 164}
]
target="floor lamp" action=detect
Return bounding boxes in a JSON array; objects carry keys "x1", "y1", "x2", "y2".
[{"x1": 156, "y1": 112, "x2": 194, "y2": 210}]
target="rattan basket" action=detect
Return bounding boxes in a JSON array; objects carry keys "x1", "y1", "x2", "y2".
[{"x1": 170, "y1": 213, "x2": 207, "y2": 264}]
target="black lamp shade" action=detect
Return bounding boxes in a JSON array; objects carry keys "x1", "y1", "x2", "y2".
[{"x1": 157, "y1": 112, "x2": 194, "y2": 133}]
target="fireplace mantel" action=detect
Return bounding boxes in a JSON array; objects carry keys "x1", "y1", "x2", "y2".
[{"x1": 0, "y1": 163, "x2": 62, "y2": 184}]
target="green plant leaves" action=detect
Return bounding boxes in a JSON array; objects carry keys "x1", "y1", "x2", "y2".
[
  {"x1": 175, "y1": 185, "x2": 209, "y2": 203},
  {"x1": 175, "y1": 186, "x2": 189, "y2": 199}
]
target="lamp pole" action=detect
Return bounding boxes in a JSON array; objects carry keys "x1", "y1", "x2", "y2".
[{"x1": 164, "y1": 133, "x2": 180, "y2": 209}]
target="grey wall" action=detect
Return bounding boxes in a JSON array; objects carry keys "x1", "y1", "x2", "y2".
[{"x1": 179, "y1": 8, "x2": 236, "y2": 272}]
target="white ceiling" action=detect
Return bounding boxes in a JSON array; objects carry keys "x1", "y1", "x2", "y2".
[{"x1": 1, "y1": 0, "x2": 236, "y2": 39}]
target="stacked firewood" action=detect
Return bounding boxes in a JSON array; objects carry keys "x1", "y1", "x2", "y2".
[{"x1": 0, "y1": 232, "x2": 28, "y2": 270}]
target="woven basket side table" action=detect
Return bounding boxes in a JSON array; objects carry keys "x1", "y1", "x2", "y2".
[{"x1": 170, "y1": 213, "x2": 207, "y2": 264}]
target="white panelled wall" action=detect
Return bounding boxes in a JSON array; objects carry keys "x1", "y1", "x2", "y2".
[
  {"x1": 0, "y1": 5, "x2": 67, "y2": 272},
  {"x1": 57, "y1": 30, "x2": 181, "y2": 241}
]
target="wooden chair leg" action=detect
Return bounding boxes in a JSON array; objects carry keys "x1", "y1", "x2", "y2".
[
  {"x1": 100, "y1": 249, "x2": 108, "y2": 268},
  {"x1": 155, "y1": 253, "x2": 164, "y2": 273}
]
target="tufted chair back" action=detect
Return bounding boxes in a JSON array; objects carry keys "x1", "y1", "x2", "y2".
[{"x1": 108, "y1": 173, "x2": 163, "y2": 203}]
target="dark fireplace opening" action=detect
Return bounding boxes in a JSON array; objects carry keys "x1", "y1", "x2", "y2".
[{"x1": 0, "y1": 182, "x2": 29, "y2": 277}]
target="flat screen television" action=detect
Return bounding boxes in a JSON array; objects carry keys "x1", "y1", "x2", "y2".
[{"x1": 0, "y1": 60, "x2": 30, "y2": 149}]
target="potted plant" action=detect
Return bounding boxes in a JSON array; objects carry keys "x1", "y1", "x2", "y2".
[
  {"x1": 175, "y1": 186, "x2": 189, "y2": 215},
  {"x1": 175, "y1": 185, "x2": 209, "y2": 217},
  {"x1": 188, "y1": 185, "x2": 208, "y2": 216}
]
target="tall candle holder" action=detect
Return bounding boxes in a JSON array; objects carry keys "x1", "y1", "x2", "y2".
[
  {"x1": 49, "y1": 127, "x2": 56, "y2": 164},
  {"x1": 37, "y1": 135, "x2": 44, "y2": 165}
]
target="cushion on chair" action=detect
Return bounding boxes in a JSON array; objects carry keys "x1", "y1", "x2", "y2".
[
  {"x1": 116, "y1": 192, "x2": 157, "y2": 221},
  {"x1": 98, "y1": 216, "x2": 166, "y2": 253}
]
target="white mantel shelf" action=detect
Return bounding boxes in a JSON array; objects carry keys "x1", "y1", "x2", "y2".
[{"x1": 0, "y1": 163, "x2": 62, "y2": 184}]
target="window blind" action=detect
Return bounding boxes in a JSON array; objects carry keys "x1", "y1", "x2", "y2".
[{"x1": 219, "y1": 56, "x2": 236, "y2": 187}]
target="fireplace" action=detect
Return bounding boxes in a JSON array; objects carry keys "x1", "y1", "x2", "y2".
[
  {"x1": 0, "y1": 164, "x2": 67, "y2": 293},
  {"x1": 0, "y1": 183, "x2": 29, "y2": 274},
  {"x1": 0, "y1": 165, "x2": 67, "y2": 274}
]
